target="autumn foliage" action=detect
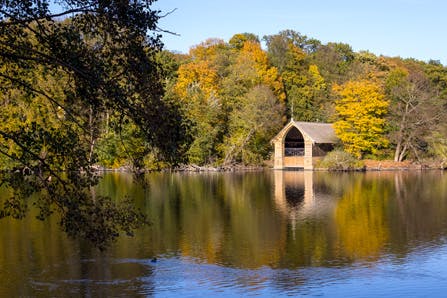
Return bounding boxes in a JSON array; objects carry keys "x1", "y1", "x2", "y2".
[
  {"x1": 333, "y1": 80, "x2": 389, "y2": 158},
  {"x1": 166, "y1": 31, "x2": 447, "y2": 165}
]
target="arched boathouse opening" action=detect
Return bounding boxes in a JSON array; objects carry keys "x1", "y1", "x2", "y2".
[{"x1": 285, "y1": 127, "x2": 304, "y2": 157}]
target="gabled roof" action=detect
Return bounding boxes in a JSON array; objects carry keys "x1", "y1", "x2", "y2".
[{"x1": 272, "y1": 120, "x2": 339, "y2": 144}]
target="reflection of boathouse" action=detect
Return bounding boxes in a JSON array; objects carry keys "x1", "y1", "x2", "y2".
[
  {"x1": 271, "y1": 121, "x2": 338, "y2": 170},
  {"x1": 273, "y1": 171, "x2": 336, "y2": 225},
  {"x1": 274, "y1": 170, "x2": 315, "y2": 216}
]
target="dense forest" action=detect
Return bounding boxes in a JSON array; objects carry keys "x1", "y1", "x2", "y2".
[
  {"x1": 108, "y1": 32, "x2": 447, "y2": 167},
  {"x1": 1, "y1": 0, "x2": 446, "y2": 247},
  {"x1": 161, "y1": 31, "x2": 447, "y2": 166},
  {"x1": 3, "y1": 29, "x2": 447, "y2": 169}
]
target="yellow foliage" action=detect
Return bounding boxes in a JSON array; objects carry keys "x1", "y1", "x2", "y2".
[
  {"x1": 308, "y1": 64, "x2": 326, "y2": 91},
  {"x1": 333, "y1": 80, "x2": 389, "y2": 158},
  {"x1": 175, "y1": 60, "x2": 219, "y2": 100},
  {"x1": 287, "y1": 42, "x2": 307, "y2": 64},
  {"x1": 238, "y1": 41, "x2": 285, "y2": 101},
  {"x1": 189, "y1": 38, "x2": 226, "y2": 60}
]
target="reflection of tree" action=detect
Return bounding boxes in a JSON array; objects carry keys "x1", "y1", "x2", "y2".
[
  {"x1": 387, "y1": 171, "x2": 447, "y2": 249},
  {"x1": 273, "y1": 171, "x2": 342, "y2": 268},
  {"x1": 332, "y1": 172, "x2": 447, "y2": 261},
  {"x1": 5, "y1": 171, "x2": 447, "y2": 295},
  {"x1": 80, "y1": 172, "x2": 447, "y2": 269},
  {"x1": 219, "y1": 173, "x2": 287, "y2": 268},
  {"x1": 176, "y1": 174, "x2": 226, "y2": 264},
  {"x1": 335, "y1": 175, "x2": 389, "y2": 260},
  {"x1": 132, "y1": 172, "x2": 288, "y2": 268},
  {"x1": 0, "y1": 186, "x2": 154, "y2": 296},
  {"x1": 168, "y1": 173, "x2": 288, "y2": 268}
]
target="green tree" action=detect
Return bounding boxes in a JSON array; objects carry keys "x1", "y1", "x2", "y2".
[
  {"x1": 311, "y1": 42, "x2": 356, "y2": 83},
  {"x1": 263, "y1": 30, "x2": 321, "y2": 71},
  {"x1": 333, "y1": 80, "x2": 389, "y2": 158},
  {"x1": 264, "y1": 32, "x2": 329, "y2": 121},
  {"x1": 180, "y1": 87, "x2": 222, "y2": 165},
  {"x1": 221, "y1": 85, "x2": 285, "y2": 165},
  {"x1": 172, "y1": 35, "x2": 285, "y2": 165},
  {"x1": 219, "y1": 38, "x2": 285, "y2": 164}
]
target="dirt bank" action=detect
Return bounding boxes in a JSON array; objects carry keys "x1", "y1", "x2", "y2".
[{"x1": 363, "y1": 160, "x2": 445, "y2": 170}]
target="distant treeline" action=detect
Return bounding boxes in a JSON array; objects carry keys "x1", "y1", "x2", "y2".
[
  {"x1": 3, "y1": 29, "x2": 447, "y2": 170},
  {"x1": 156, "y1": 31, "x2": 447, "y2": 166}
]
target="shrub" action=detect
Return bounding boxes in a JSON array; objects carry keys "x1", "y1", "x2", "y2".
[{"x1": 318, "y1": 150, "x2": 365, "y2": 171}]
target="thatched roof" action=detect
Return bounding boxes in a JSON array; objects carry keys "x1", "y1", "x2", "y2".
[{"x1": 272, "y1": 121, "x2": 339, "y2": 144}]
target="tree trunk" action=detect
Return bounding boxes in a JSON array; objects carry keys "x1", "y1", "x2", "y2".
[
  {"x1": 398, "y1": 143, "x2": 408, "y2": 162},
  {"x1": 223, "y1": 128, "x2": 255, "y2": 165},
  {"x1": 394, "y1": 141, "x2": 402, "y2": 162},
  {"x1": 88, "y1": 105, "x2": 95, "y2": 163}
]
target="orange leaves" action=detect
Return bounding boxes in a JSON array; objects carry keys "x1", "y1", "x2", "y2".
[
  {"x1": 239, "y1": 41, "x2": 269, "y2": 66},
  {"x1": 236, "y1": 41, "x2": 285, "y2": 101},
  {"x1": 175, "y1": 38, "x2": 285, "y2": 103},
  {"x1": 175, "y1": 60, "x2": 219, "y2": 100}
]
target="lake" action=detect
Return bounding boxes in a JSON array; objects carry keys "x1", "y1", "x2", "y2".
[{"x1": 1, "y1": 170, "x2": 447, "y2": 297}]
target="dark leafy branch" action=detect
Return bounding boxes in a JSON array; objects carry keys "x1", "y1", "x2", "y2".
[{"x1": 0, "y1": 0, "x2": 186, "y2": 249}]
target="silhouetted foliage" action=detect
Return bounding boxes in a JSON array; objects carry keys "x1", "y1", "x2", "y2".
[{"x1": 0, "y1": 0, "x2": 185, "y2": 248}]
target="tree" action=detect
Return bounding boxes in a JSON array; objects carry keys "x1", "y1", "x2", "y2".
[
  {"x1": 230, "y1": 40, "x2": 284, "y2": 100},
  {"x1": 229, "y1": 33, "x2": 259, "y2": 50},
  {"x1": 263, "y1": 30, "x2": 321, "y2": 71},
  {"x1": 175, "y1": 60, "x2": 220, "y2": 100},
  {"x1": 218, "y1": 38, "x2": 285, "y2": 164},
  {"x1": 311, "y1": 42, "x2": 356, "y2": 83},
  {"x1": 172, "y1": 35, "x2": 285, "y2": 165},
  {"x1": 333, "y1": 80, "x2": 389, "y2": 158},
  {"x1": 286, "y1": 62, "x2": 328, "y2": 122},
  {"x1": 0, "y1": 0, "x2": 185, "y2": 248},
  {"x1": 221, "y1": 85, "x2": 285, "y2": 165},
  {"x1": 264, "y1": 32, "x2": 329, "y2": 122},
  {"x1": 174, "y1": 43, "x2": 224, "y2": 165},
  {"x1": 385, "y1": 68, "x2": 442, "y2": 161}
]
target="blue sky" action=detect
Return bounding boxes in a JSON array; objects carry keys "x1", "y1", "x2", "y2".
[{"x1": 152, "y1": 0, "x2": 446, "y2": 65}]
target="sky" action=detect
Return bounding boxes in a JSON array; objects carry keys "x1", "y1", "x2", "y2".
[{"x1": 152, "y1": 0, "x2": 447, "y2": 65}]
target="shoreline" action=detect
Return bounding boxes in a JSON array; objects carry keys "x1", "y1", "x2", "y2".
[
  {"x1": 362, "y1": 160, "x2": 446, "y2": 171},
  {"x1": 91, "y1": 160, "x2": 446, "y2": 173}
]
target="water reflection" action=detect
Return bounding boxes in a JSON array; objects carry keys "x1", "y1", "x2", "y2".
[
  {"x1": 1, "y1": 170, "x2": 447, "y2": 296},
  {"x1": 273, "y1": 171, "x2": 337, "y2": 225}
]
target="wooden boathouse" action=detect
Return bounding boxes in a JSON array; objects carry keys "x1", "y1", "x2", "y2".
[{"x1": 271, "y1": 120, "x2": 338, "y2": 170}]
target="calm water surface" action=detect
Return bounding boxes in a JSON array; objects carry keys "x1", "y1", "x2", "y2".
[{"x1": 1, "y1": 170, "x2": 447, "y2": 297}]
